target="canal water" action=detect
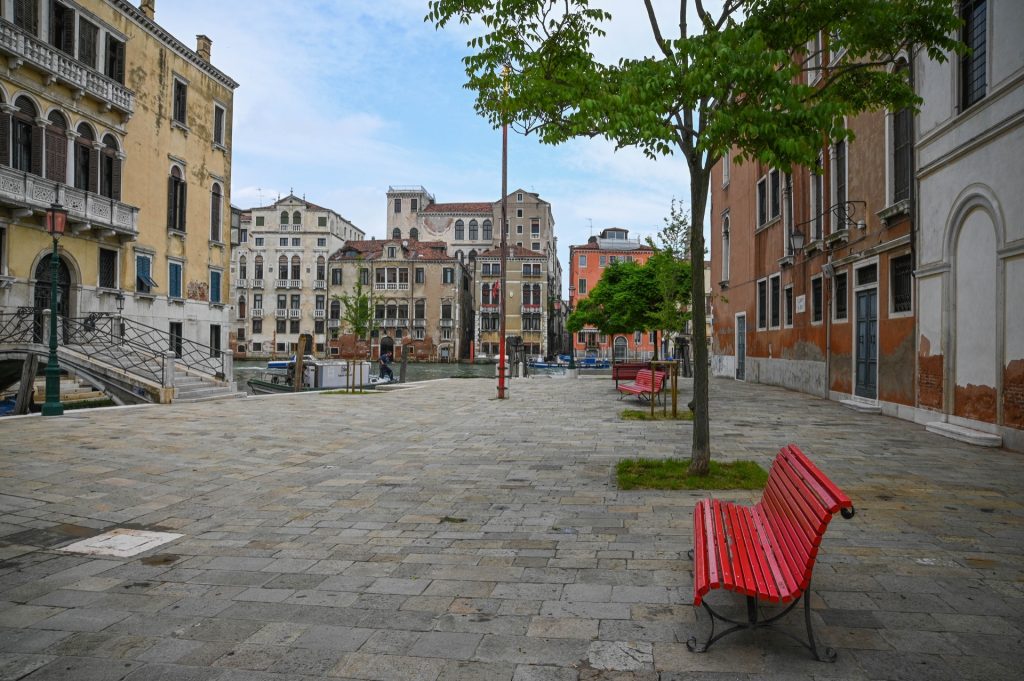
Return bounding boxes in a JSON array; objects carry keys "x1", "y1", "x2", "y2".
[{"x1": 234, "y1": 360, "x2": 573, "y2": 394}]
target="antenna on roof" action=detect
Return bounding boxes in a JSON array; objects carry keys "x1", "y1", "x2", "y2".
[
  {"x1": 257, "y1": 188, "x2": 263, "y2": 205},
  {"x1": 588, "y1": 218, "x2": 593, "y2": 235}
]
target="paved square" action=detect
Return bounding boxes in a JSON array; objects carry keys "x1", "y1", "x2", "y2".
[{"x1": 1, "y1": 376, "x2": 1022, "y2": 680}]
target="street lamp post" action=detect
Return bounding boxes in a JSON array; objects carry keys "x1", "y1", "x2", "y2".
[
  {"x1": 41, "y1": 204, "x2": 68, "y2": 417},
  {"x1": 567, "y1": 285, "x2": 576, "y2": 371}
]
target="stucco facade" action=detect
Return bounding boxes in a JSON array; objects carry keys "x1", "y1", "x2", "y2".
[
  {"x1": 914, "y1": 0, "x2": 1024, "y2": 449},
  {"x1": 476, "y1": 245, "x2": 548, "y2": 359},
  {"x1": 229, "y1": 194, "x2": 365, "y2": 359},
  {"x1": 0, "y1": 0, "x2": 237, "y2": 357}
]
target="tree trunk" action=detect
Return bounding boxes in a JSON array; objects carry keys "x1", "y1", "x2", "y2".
[{"x1": 688, "y1": 169, "x2": 712, "y2": 476}]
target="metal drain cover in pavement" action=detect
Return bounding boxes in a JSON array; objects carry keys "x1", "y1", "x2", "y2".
[{"x1": 59, "y1": 528, "x2": 183, "y2": 558}]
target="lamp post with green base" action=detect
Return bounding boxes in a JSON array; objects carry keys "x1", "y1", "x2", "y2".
[{"x1": 41, "y1": 203, "x2": 68, "y2": 417}]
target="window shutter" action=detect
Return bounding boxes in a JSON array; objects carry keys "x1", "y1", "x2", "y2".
[
  {"x1": 44, "y1": 128, "x2": 65, "y2": 182},
  {"x1": 87, "y1": 145, "x2": 98, "y2": 193},
  {"x1": 179, "y1": 182, "x2": 187, "y2": 231},
  {"x1": 111, "y1": 157, "x2": 121, "y2": 201},
  {"x1": 61, "y1": 5, "x2": 75, "y2": 55},
  {"x1": 167, "y1": 176, "x2": 175, "y2": 229},
  {"x1": 29, "y1": 124, "x2": 43, "y2": 176},
  {"x1": 0, "y1": 113, "x2": 10, "y2": 167}
]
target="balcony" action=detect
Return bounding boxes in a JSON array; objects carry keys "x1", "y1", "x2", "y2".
[
  {"x1": 314, "y1": 309, "x2": 325, "y2": 319},
  {"x1": 291, "y1": 225, "x2": 302, "y2": 232},
  {"x1": 328, "y1": 319, "x2": 341, "y2": 329},
  {"x1": 480, "y1": 304, "x2": 499, "y2": 313},
  {"x1": 0, "y1": 167, "x2": 138, "y2": 240},
  {"x1": 313, "y1": 280, "x2": 327, "y2": 290},
  {"x1": 521, "y1": 304, "x2": 542, "y2": 314},
  {"x1": 382, "y1": 319, "x2": 408, "y2": 328},
  {"x1": 289, "y1": 280, "x2": 302, "y2": 289},
  {"x1": 374, "y1": 282, "x2": 410, "y2": 291},
  {"x1": 0, "y1": 19, "x2": 134, "y2": 116},
  {"x1": 275, "y1": 308, "x2": 288, "y2": 318},
  {"x1": 413, "y1": 318, "x2": 426, "y2": 327},
  {"x1": 251, "y1": 279, "x2": 264, "y2": 289},
  {"x1": 279, "y1": 224, "x2": 290, "y2": 231},
  {"x1": 274, "y1": 279, "x2": 290, "y2": 289},
  {"x1": 251, "y1": 308, "x2": 264, "y2": 318},
  {"x1": 233, "y1": 278, "x2": 248, "y2": 289},
  {"x1": 439, "y1": 319, "x2": 454, "y2": 328},
  {"x1": 289, "y1": 309, "x2": 301, "y2": 319}
]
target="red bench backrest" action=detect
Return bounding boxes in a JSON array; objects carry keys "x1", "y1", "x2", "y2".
[{"x1": 755, "y1": 445, "x2": 853, "y2": 591}]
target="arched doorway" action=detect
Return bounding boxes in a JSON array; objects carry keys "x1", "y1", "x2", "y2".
[
  {"x1": 380, "y1": 335, "x2": 394, "y2": 359},
  {"x1": 613, "y1": 336, "x2": 628, "y2": 362},
  {"x1": 33, "y1": 254, "x2": 72, "y2": 342}
]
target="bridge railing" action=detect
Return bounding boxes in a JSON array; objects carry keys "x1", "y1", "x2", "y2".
[
  {"x1": 61, "y1": 314, "x2": 166, "y2": 385},
  {"x1": 0, "y1": 308, "x2": 35, "y2": 344}
]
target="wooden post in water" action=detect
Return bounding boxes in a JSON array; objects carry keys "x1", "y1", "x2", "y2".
[{"x1": 14, "y1": 355, "x2": 39, "y2": 415}]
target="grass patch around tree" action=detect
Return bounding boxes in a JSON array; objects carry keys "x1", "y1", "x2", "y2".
[
  {"x1": 621, "y1": 409, "x2": 694, "y2": 421},
  {"x1": 616, "y1": 458, "x2": 769, "y2": 491}
]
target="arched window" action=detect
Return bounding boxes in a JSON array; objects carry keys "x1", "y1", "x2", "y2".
[
  {"x1": 392, "y1": 228, "x2": 401, "y2": 239},
  {"x1": 330, "y1": 299, "x2": 341, "y2": 319},
  {"x1": 238, "y1": 295, "x2": 247, "y2": 319},
  {"x1": 468, "y1": 249, "x2": 477, "y2": 262},
  {"x1": 481, "y1": 282, "x2": 491, "y2": 305},
  {"x1": 74, "y1": 123, "x2": 94, "y2": 191},
  {"x1": 13, "y1": 97, "x2": 39, "y2": 174},
  {"x1": 721, "y1": 214, "x2": 731, "y2": 281},
  {"x1": 280, "y1": 210, "x2": 289, "y2": 225},
  {"x1": 482, "y1": 219, "x2": 492, "y2": 241},
  {"x1": 239, "y1": 255, "x2": 247, "y2": 280},
  {"x1": 316, "y1": 256, "x2": 326, "y2": 281},
  {"x1": 455, "y1": 250, "x2": 463, "y2": 262},
  {"x1": 533, "y1": 284, "x2": 541, "y2": 306},
  {"x1": 45, "y1": 111, "x2": 68, "y2": 183},
  {"x1": 292, "y1": 210, "x2": 301, "y2": 225},
  {"x1": 278, "y1": 255, "x2": 288, "y2": 280},
  {"x1": 254, "y1": 255, "x2": 264, "y2": 280},
  {"x1": 469, "y1": 219, "x2": 478, "y2": 240},
  {"x1": 168, "y1": 166, "x2": 186, "y2": 232},
  {"x1": 290, "y1": 255, "x2": 301, "y2": 280},
  {"x1": 522, "y1": 284, "x2": 529, "y2": 303},
  {"x1": 454, "y1": 219, "x2": 464, "y2": 240},
  {"x1": 210, "y1": 182, "x2": 223, "y2": 241},
  {"x1": 409, "y1": 227, "x2": 419, "y2": 240},
  {"x1": 100, "y1": 134, "x2": 121, "y2": 200}
]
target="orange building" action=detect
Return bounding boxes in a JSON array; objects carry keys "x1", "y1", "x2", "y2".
[{"x1": 567, "y1": 228, "x2": 658, "y2": 361}]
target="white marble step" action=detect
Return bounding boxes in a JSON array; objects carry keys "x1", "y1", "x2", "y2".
[{"x1": 925, "y1": 422, "x2": 1002, "y2": 448}]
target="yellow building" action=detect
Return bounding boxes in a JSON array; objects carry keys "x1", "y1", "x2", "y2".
[{"x1": 0, "y1": 0, "x2": 237, "y2": 357}]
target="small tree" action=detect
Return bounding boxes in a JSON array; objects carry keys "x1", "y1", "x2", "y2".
[
  {"x1": 334, "y1": 277, "x2": 377, "y2": 353},
  {"x1": 428, "y1": 0, "x2": 961, "y2": 474}
]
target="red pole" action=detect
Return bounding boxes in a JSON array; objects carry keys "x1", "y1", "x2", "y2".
[{"x1": 498, "y1": 116, "x2": 508, "y2": 399}]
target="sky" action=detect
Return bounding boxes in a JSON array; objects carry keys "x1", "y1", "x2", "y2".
[{"x1": 155, "y1": 1, "x2": 710, "y2": 288}]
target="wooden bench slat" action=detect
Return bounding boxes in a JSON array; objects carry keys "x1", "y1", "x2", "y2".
[
  {"x1": 751, "y1": 507, "x2": 800, "y2": 601},
  {"x1": 742, "y1": 507, "x2": 782, "y2": 602},
  {"x1": 724, "y1": 503, "x2": 753, "y2": 595},
  {"x1": 692, "y1": 501, "x2": 710, "y2": 605},
  {"x1": 711, "y1": 499, "x2": 732, "y2": 590},
  {"x1": 766, "y1": 467, "x2": 826, "y2": 542},
  {"x1": 757, "y1": 496, "x2": 810, "y2": 595},
  {"x1": 783, "y1": 445, "x2": 853, "y2": 513}
]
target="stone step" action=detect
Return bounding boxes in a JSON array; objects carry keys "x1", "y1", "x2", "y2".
[
  {"x1": 840, "y1": 398, "x2": 882, "y2": 414},
  {"x1": 174, "y1": 389, "x2": 246, "y2": 404},
  {"x1": 925, "y1": 422, "x2": 1002, "y2": 448}
]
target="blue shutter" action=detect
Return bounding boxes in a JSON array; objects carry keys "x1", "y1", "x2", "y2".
[
  {"x1": 169, "y1": 263, "x2": 181, "y2": 298},
  {"x1": 136, "y1": 254, "x2": 149, "y2": 292},
  {"x1": 210, "y1": 271, "x2": 221, "y2": 303}
]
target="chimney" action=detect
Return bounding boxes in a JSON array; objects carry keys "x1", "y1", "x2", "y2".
[
  {"x1": 196, "y1": 35, "x2": 212, "y2": 62},
  {"x1": 140, "y1": 0, "x2": 155, "y2": 19}
]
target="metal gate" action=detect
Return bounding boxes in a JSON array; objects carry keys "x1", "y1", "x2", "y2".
[
  {"x1": 735, "y1": 314, "x2": 746, "y2": 381},
  {"x1": 855, "y1": 289, "x2": 878, "y2": 398}
]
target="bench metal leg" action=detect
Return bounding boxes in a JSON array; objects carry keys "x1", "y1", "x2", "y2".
[{"x1": 686, "y1": 580, "x2": 837, "y2": 662}]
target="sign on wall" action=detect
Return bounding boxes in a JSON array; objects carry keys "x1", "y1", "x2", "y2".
[{"x1": 795, "y1": 295, "x2": 806, "y2": 314}]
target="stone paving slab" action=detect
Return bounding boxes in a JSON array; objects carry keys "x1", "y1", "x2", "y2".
[{"x1": 1, "y1": 376, "x2": 1022, "y2": 680}]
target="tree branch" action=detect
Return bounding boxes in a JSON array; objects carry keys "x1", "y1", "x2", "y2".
[{"x1": 643, "y1": 0, "x2": 673, "y2": 60}]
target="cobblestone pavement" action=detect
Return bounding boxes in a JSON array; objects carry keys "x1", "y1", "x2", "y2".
[{"x1": 0, "y1": 375, "x2": 1021, "y2": 681}]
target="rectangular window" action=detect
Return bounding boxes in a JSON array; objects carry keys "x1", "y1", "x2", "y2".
[
  {"x1": 237, "y1": 328, "x2": 246, "y2": 341},
  {"x1": 811, "y1": 277, "x2": 823, "y2": 323},
  {"x1": 104, "y1": 35, "x2": 126, "y2": 83},
  {"x1": 769, "y1": 169, "x2": 781, "y2": 221},
  {"x1": 722, "y1": 150, "x2": 731, "y2": 186},
  {"x1": 99, "y1": 248, "x2": 117, "y2": 289},
  {"x1": 252, "y1": 321, "x2": 262, "y2": 335},
  {"x1": 769, "y1": 275, "x2": 781, "y2": 328},
  {"x1": 331, "y1": 268, "x2": 343, "y2": 285},
  {"x1": 136, "y1": 254, "x2": 156, "y2": 294},
  {"x1": 833, "y1": 141, "x2": 847, "y2": 232},
  {"x1": 291, "y1": 238, "x2": 300, "y2": 246},
  {"x1": 833, "y1": 272, "x2": 848, "y2": 321},
  {"x1": 254, "y1": 236, "x2": 264, "y2": 246},
  {"x1": 393, "y1": 198, "x2": 401, "y2": 213},
  {"x1": 893, "y1": 95, "x2": 913, "y2": 204},
  {"x1": 172, "y1": 78, "x2": 188, "y2": 125},
  {"x1": 78, "y1": 17, "x2": 98, "y2": 68},
  {"x1": 517, "y1": 224, "x2": 523, "y2": 234},
  {"x1": 757, "y1": 177, "x2": 768, "y2": 227},
  {"x1": 811, "y1": 156, "x2": 824, "y2": 240},
  {"x1": 317, "y1": 237, "x2": 327, "y2": 247},
  {"x1": 255, "y1": 216, "x2": 265, "y2": 227},
  {"x1": 960, "y1": 0, "x2": 987, "y2": 111},
  {"x1": 290, "y1": 320, "x2": 300, "y2": 334},
  {"x1": 891, "y1": 254, "x2": 913, "y2": 313},
  {"x1": 857, "y1": 264, "x2": 878, "y2": 287},
  {"x1": 169, "y1": 322, "x2": 183, "y2": 357},
  {"x1": 415, "y1": 267, "x2": 424, "y2": 284},
  {"x1": 516, "y1": 209, "x2": 523, "y2": 218},
  {"x1": 531, "y1": 220, "x2": 540, "y2": 235},
  {"x1": 360, "y1": 268, "x2": 370, "y2": 285},
  {"x1": 209, "y1": 325, "x2": 222, "y2": 357},
  {"x1": 14, "y1": 0, "x2": 39, "y2": 33},
  {"x1": 784, "y1": 285, "x2": 794, "y2": 327},
  {"x1": 756, "y1": 279, "x2": 767, "y2": 330},
  {"x1": 531, "y1": 242, "x2": 541, "y2": 252},
  {"x1": 168, "y1": 261, "x2": 182, "y2": 299},
  {"x1": 210, "y1": 270, "x2": 222, "y2": 303},
  {"x1": 599, "y1": 255, "x2": 606, "y2": 267},
  {"x1": 411, "y1": 198, "x2": 418, "y2": 211},
  {"x1": 579, "y1": 254, "x2": 587, "y2": 267},
  {"x1": 577, "y1": 278, "x2": 587, "y2": 295},
  {"x1": 213, "y1": 104, "x2": 226, "y2": 145},
  {"x1": 442, "y1": 268, "x2": 454, "y2": 284},
  {"x1": 276, "y1": 319, "x2": 286, "y2": 334}
]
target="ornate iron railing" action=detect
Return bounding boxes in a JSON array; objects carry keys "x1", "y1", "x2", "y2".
[
  {"x1": 0, "y1": 308, "x2": 36, "y2": 344},
  {"x1": 60, "y1": 314, "x2": 165, "y2": 384},
  {"x1": 119, "y1": 317, "x2": 225, "y2": 379}
]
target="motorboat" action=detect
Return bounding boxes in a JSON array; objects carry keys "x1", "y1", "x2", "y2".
[{"x1": 247, "y1": 358, "x2": 373, "y2": 394}]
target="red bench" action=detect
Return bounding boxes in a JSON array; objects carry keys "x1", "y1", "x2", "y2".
[
  {"x1": 612, "y1": 362, "x2": 647, "y2": 388},
  {"x1": 688, "y1": 444, "x2": 855, "y2": 661},
  {"x1": 615, "y1": 369, "x2": 666, "y2": 402}
]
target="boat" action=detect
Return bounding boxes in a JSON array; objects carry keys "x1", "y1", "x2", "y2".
[{"x1": 247, "y1": 358, "x2": 374, "y2": 394}]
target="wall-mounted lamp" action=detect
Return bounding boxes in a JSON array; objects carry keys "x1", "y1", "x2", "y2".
[{"x1": 789, "y1": 228, "x2": 806, "y2": 253}]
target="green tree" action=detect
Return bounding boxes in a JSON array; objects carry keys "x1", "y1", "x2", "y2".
[
  {"x1": 428, "y1": 0, "x2": 960, "y2": 474},
  {"x1": 334, "y1": 277, "x2": 377, "y2": 344},
  {"x1": 568, "y1": 261, "x2": 654, "y2": 337},
  {"x1": 657, "y1": 198, "x2": 690, "y2": 260}
]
